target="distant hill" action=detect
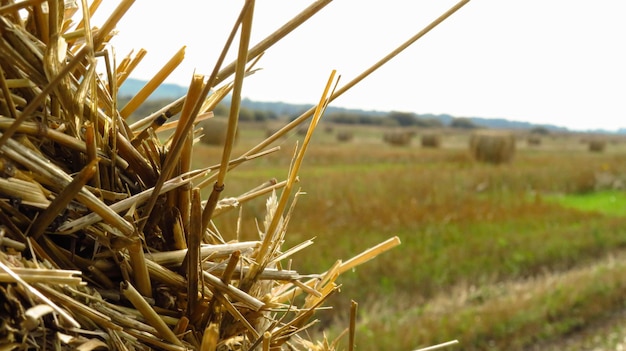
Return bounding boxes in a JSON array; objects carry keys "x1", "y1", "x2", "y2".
[
  {"x1": 118, "y1": 78, "x2": 188, "y2": 100},
  {"x1": 239, "y1": 99, "x2": 570, "y2": 132},
  {"x1": 119, "y1": 78, "x2": 574, "y2": 132}
]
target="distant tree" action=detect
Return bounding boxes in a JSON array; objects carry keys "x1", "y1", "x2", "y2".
[
  {"x1": 238, "y1": 107, "x2": 254, "y2": 121},
  {"x1": 450, "y1": 117, "x2": 479, "y2": 129},
  {"x1": 253, "y1": 110, "x2": 270, "y2": 122},
  {"x1": 213, "y1": 103, "x2": 229, "y2": 117},
  {"x1": 413, "y1": 116, "x2": 444, "y2": 128},
  {"x1": 387, "y1": 111, "x2": 417, "y2": 127},
  {"x1": 326, "y1": 112, "x2": 369, "y2": 125},
  {"x1": 529, "y1": 126, "x2": 550, "y2": 135},
  {"x1": 266, "y1": 110, "x2": 278, "y2": 120},
  {"x1": 380, "y1": 118, "x2": 399, "y2": 127},
  {"x1": 421, "y1": 118, "x2": 445, "y2": 128}
]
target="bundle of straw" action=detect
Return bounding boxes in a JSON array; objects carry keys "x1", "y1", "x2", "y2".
[{"x1": 0, "y1": 0, "x2": 469, "y2": 349}]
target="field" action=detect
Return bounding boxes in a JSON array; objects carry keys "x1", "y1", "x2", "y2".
[{"x1": 192, "y1": 121, "x2": 626, "y2": 350}]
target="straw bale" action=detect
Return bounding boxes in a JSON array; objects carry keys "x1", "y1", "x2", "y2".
[
  {"x1": 200, "y1": 117, "x2": 239, "y2": 146},
  {"x1": 336, "y1": 131, "x2": 354, "y2": 142},
  {"x1": 421, "y1": 133, "x2": 442, "y2": 148},
  {"x1": 383, "y1": 130, "x2": 414, "y2": 146},
  {"x1": 469, "y1": 130, "x2": 516, "y2": 164},
  {"x1": 588, "y1": 139, "x2": 606, "y2": 152}
]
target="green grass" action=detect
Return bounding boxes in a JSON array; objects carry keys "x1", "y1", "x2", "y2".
[
  {"x1": 546, "y1": 190, "x2": 626, "y2": 217},
  {"x1": 194, "y1": 124, "x2": 626, "y2": 350}
]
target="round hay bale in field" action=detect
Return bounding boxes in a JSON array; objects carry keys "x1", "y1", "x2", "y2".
[
  {"x1": 336, "y1": 131, "x2": 354, "y2": 142},
  {"x1": 200, "y1": 117, "x2": 239, "y2": 145},
  {"x1": 383, "y1": 131, "x2": 413, "y2": 146},
  {"x1": 421, "y1": 133, "x2": 442, "y2": 148},
  {"x1": 588, "y1": 139, "x2": 606, "y2": 152},
  {"x1": 469, "y1": 131, "x2": 516, "y2": 164}
]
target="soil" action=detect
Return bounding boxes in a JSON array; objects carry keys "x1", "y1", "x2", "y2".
[{"x1": 526, "y1": 309, "x2": 626, "y2": 351}]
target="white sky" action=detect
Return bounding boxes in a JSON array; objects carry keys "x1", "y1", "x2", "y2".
[{"x1": 86, "y1": 1, "x2": 626, "y2": 131}]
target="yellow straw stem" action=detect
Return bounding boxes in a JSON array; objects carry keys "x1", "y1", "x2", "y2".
[
  {"x1": 92, "y1": 0, "x2": 134, "y2": 50},
  {"x1": 246, "y1": 70, "x2": 338, "y2": 288},
  {"x1": 337, "y1": 236, "x2": 401, "y2": 275},
  {"x1": 186, "y1": 188, "x2": 202, "y2": 318},
  {"x1": 136, "y1": 73, "x2": 204, "y2": 233},
  {"x1": 75, "y1": 0, "x2": 102, "y2": 31},
  {"x1": 129, "y1": 237, "x2": 152, "y2": 298},
  {"x1": 0, "y1": 66, "x2": 18, "y2": 119},
  {"x1": 0, "y1": 45, "x2": 90, "y2": 147},
  {"x1": 216, "y1": 1, "x2": 255, "y2": 186},
  {"x1": 27, "y1": 158, "x2": 98, "y2": 239},
  {"x1": 241, "y1": 0, "x2": 471, "y2": 159},
  {"x1": 215, "y1": 0, "x2": 333, "y2": 87},
  {"x1": 121, "y1": 281, "x2": 183, "y2": 347},
  {"x1": 262, "y1": 331, "x2": 271, "y2": 351},
  {"x1": 200, "y1": 323, "x2": 219, "y2": 351},
  {"x1": 0, "y1": 0, "x2": 46, "y2": 15},
  {"x1": 119, "y1": 46, "x2": 186, "y2": 119},
  {"x1": 117, "y1": 48, "x2": 147, "y2": 87},
  {"x1": 0, "y1": 261, "x2": 81, "y2": 328},
  {"x1": 199, "y1": 0, "x2": 255, "y2": 232}
]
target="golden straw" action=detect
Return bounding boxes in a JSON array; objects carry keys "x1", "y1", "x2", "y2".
[
  {"x1": 27, "y1": 158, "x2": 98, "y2": 239},
  {"x1": 129, "y1": 238, "x2": 152, "y2": 298},
  {"x1": 214, "y1": 0, "x2": 333, "y2": 87},
  {"x1": 0, "y1": 261, "x2": 81, "y2": 328},
  {"x1": 121, "y1": 281, "x2": 183, "y2": 347},
  {"x1": 119, "y1": 46, "x2": 186, "y2": 119},
  {"x1": 0, "y1": 45, "x2": 90, "y2": 147},
  {"x1": 336, "y1": 236, "x2": 401, "y2": 275},
  {"x1": 200, "y1": 0, "x2": 255, "y2": 232},
  {"x1": 243, "y1": 70, "x2": 338, "y2": 290},
  {"x1": 117, "y1": 48, "x2": 147, "y2": 86},
  {"x1": 240, "y1": 0, "x2": 471, "y2": 159},
  {"x1": 92, "y1": 0, "x2": 135, "y2": 50},
  {"x1": 186, "y1": 188, "x2": 202, "y2": 317}
]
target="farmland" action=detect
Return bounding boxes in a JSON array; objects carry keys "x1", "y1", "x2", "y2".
[{"x1": 194, "y1": 121, "x2": 626, "y2": 350}]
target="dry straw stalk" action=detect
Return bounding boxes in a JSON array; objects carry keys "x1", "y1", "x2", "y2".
[{"x1": 0, "y1": 0, "x2": 469, "y2": 349}]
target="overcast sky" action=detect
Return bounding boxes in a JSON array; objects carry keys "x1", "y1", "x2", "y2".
[{"x1": 88, "y1": 1, "x2": 626, "y2": 131}]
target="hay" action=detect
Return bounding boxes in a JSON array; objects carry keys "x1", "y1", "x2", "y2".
[
  {"x1": 383, "y1": 130, "x2": 414, "y2": 146},
  {"x1": 0, "y1": 0, "x2": 472, "y2": 349},
  {"x1": 588, "y1": 139, "x2": 606, "y2": 153},
  {"x1": 421, "y1": 133, "x2": 442, "y2": 148},
  {"x1": 336, "y1": 131, "x2": 354, "y2": 143},
  {"x1": 200, "y1": 117, "x2": 239, "y2": 146},
  {"x1": 469, "y1": 130, "x2": 516, "y2": 164}
]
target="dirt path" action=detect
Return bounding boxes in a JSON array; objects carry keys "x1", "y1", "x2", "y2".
[{"x1": 526, "y1": 307, "x2": 626, "y2": 350}]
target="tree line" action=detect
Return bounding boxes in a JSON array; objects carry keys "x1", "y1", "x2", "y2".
[
  {"x1": 119, "y1": 96, "x2": 480, "y2": 129},
  {"x1": 321, "y1": 110, "x2": 480, "y2": 129}
]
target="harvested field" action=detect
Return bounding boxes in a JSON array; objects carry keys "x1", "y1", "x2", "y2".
[{"x1": 208, "y1": 124, "x2": 626, "y2": 350}]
